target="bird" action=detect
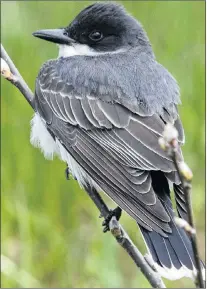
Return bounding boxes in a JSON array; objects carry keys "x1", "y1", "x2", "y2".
[{"x1": 31, "y1": 2, "x2": 204, "y2": 281}]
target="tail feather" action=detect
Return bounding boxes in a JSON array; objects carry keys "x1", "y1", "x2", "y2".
[
  {"x1": 140, "y1": 222, "x2": 197, "y2": 280},
  {"x1": 147, "y1": 230, "x2": 173, "y2": 268},
  {"x1": 139, "y1": 171, "x2": 205, "y2": 280},
  {"x1": 163, "y1": 237, "x2": 182, "y2": 270},
  {"x1": 164, "y1": 204, "x2": 194, "y2": 270}
]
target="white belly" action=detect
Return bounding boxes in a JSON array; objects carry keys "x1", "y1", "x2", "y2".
[{"x1": 30, "y1": 113, "x2": 99, "y2": 189}]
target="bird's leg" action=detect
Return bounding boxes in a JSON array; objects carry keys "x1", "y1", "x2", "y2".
[{"x1": 102, "y1": 206, "x2": 122, "y2": 233}]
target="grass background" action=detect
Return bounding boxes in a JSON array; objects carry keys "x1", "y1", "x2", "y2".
[{"x1": 1, "y1": 1, "x2": 205, "y2": 288}]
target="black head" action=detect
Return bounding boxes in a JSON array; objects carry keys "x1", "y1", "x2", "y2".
[{"x1": 33, "y1": 2, "x2": 152, "y2": 55}]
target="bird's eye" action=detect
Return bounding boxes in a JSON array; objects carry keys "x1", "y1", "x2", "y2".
[
  {"x1": 89, "y1": 31, "x2": 103, "y2": 41},
  {"x1": 63, "y1": 30, "x2": 68, "y2": 36}
]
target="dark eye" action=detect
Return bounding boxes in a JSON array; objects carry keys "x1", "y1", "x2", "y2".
[
  {"x1": 63, "y1": 30, "x2": 68, "y2": 36},
  {"x1": 89, "y1": 31, "x2": 103, "y2": 41}
]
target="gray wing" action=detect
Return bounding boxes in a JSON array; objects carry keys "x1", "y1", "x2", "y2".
[{"x1": 35, "y1": 58, "x2": 185, "y2": 237}]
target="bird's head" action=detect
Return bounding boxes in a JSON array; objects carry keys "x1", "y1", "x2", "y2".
[{"x1": 33, "y1": 2, "x2": 152, "y2": 57}]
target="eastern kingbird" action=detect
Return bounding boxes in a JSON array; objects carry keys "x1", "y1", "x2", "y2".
[{"x1": 31, "y1": 2, "x2": 203, "y2": 280}]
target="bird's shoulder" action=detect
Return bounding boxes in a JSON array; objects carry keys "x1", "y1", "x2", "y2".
[{"x1": 36, "y1": 50, "x2": 180, "y2": 118}]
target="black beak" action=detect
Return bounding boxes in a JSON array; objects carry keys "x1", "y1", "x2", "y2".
[{"x1": 32, "y1": 28, "x2": 75, "y2": 45}]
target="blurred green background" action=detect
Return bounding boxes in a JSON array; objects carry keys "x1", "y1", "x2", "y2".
[{"x1": 1, "y1": 1, "x2": 205, "y2": 288}]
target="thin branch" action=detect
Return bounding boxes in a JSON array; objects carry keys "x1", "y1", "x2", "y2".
[
  {"x1": 1, "y1": 43, "x2": 166, "y2": 288},
  {"x1": 172, "y1": 152, "x2": 204, "y2": 288},
  {"x1": 159, "y1": 123, "x2": 205, "y2": 288},
  {"x1": 1, "y1": 44, "x2": 35, "y2": 109}
]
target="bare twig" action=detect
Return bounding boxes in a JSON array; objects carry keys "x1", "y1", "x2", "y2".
[
  {"x1": 1, "y1": 44, "x2": 35, "y2": 109},
  {"x1": 159, "y1": 123, "x2": 205, "y2": 288},
  {"x1": 1, "y1": 43, "x2": 166, "y2": 288}
]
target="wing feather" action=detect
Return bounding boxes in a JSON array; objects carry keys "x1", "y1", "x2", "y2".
[
  {"x1": 70, "y1": 98, "x2": 93, "y2": 129},
  {"x1": 81, "y1": 98, "x2": 101, "y2": 127},
  {"x1": 97, "y1": 101, "x2": 131, "y2": 128},
  {"x1": 88, "y1": 99, "x2": 112, "y2": 128},
  {"x1": 62, "y1": 97, "x2": 78, "y2": 125}
]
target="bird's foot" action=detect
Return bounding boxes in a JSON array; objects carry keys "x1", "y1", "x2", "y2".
[
  {"x1": 65, "y1": 165, "x2": 77, "y2": 181},
  {"x1": 101, "y1": 207, "x2": 122, "y2": 233},
  {"x1": 65, "y1": 165, "x2": 70, "y2": 180}
]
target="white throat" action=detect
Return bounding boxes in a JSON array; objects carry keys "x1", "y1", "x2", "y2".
[
  {"x1": 58, "y1": 44, "x2": 97, "y2": 57},
  {"x1": 58, "y1": 44, "x2": 125, "y2": 58}
]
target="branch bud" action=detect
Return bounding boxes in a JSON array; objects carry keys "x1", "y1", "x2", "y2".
[
  {"x1": 158, "y1": 137, "x2": 167, "y2": 151},
  {"x1": 1, "y1": 58, "x2": 13, "y2": 79},
  {"x1": 178, "y1": 161, "x2": 193, "y2": 181},
  {"x1": 110, "y1": 216, "x2": 122, "y2": 238},
  {"x1": 162, "y1": 123, "x2": 178, "y2": 143},
  {"x1": 174, "y1": 217, "x2": 196, "y2": 234}
]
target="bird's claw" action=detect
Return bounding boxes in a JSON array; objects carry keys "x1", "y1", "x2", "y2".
[
  {"x1": 99, "y1": 212, "x2": 104, "y2": 218},
  {"x1": 65, "y1": 165, "x2": 70, "y2": 180},
  {"x1": 101, "y1": 207, "x2": 122, "y2": 233},
  {"x1": 65, "y1": 165, "x2": 77, "y2": 181}
]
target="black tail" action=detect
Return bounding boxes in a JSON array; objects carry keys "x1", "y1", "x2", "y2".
[
  {"x1": 140, "y1": 211, "x2": 196, "y2": 279},
  {"x1": 139, "y1": 172, "x2": 204, "y2": 280}
]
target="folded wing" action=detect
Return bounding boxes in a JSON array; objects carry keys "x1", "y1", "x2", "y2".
[{"x1": 35, "y1": 58, "x2": 185, "y2": 237}]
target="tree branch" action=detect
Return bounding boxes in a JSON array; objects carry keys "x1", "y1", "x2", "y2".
[
  {"x1": 1, "y1": 44, "x2": 166, "y2": 288},
  {"x1": 1, "y1": 44, "x2": 35, "y2": 109},
  {"x1": 159, "y1": 124, "x2": 205, "y2": 288}
]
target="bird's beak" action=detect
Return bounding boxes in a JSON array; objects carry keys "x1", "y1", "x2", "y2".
[{"x1": 32, "y1": 28, "x2": 75, "y2": 45}]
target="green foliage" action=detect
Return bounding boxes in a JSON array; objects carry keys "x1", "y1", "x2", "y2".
[{"x1": 1, "y1": 1, "x2": 205, "y2": 288}]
